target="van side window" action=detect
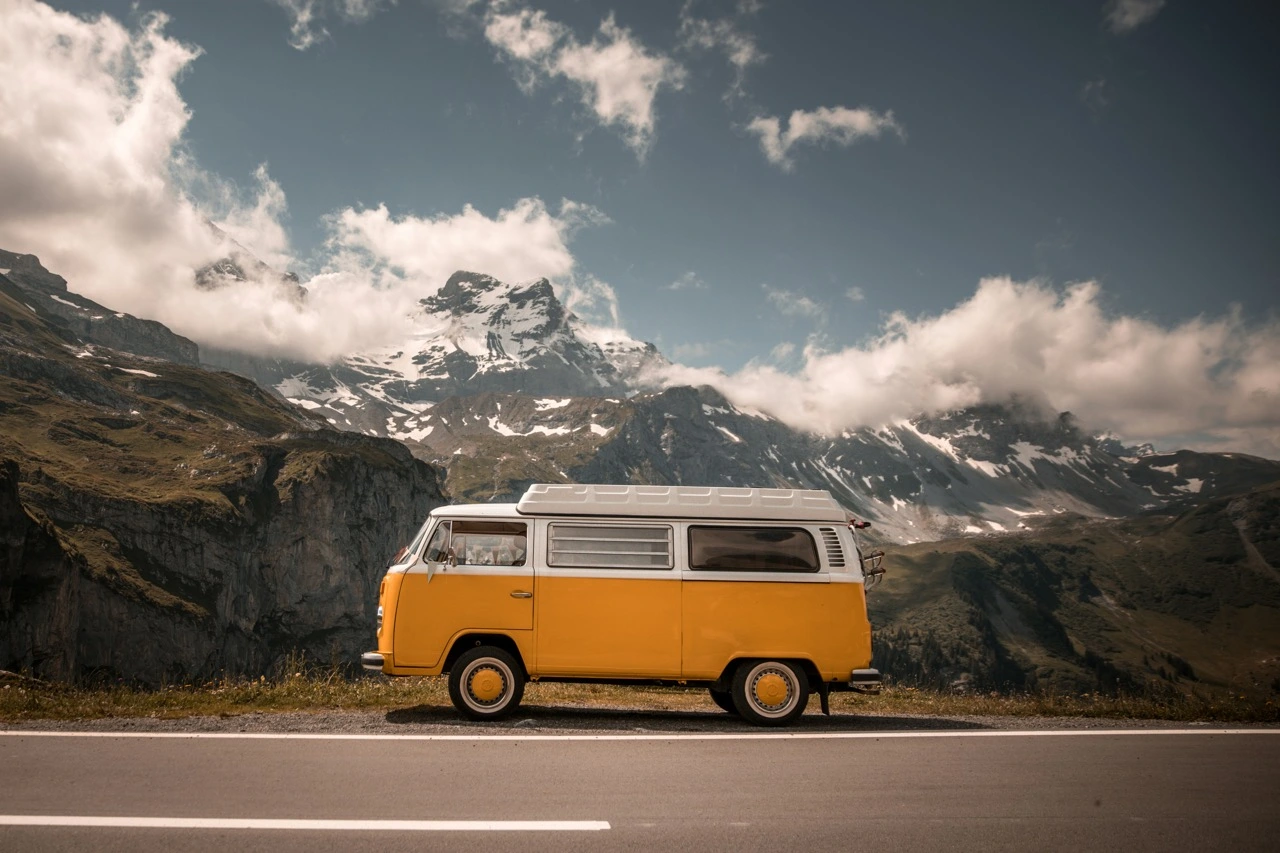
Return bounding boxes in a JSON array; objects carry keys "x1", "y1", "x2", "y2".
[
  {"x1": 424, "y1": 522, "x2": 451, "y2": 563},
  {"x1": 548, "y1": 524, "x2": 673, "y2": 569},
  {"x1": 450, "y1": 521, "x2": 528, "y2": 566},
  {"x1": 689, "y1": 526, "x2": 820, "y2": 573}
]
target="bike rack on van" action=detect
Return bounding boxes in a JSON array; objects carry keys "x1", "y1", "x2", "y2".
[{"x1": 848, "y1": 519, "x2": 886, "y2": 590}]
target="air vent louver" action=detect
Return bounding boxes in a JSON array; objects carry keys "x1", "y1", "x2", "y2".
[{"x1": 820, "y1": 528, "x2": 845, "y2": 568}]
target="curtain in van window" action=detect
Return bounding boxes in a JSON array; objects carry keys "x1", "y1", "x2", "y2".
[
  {"x1": 445, "y1": 521, "x2": 527, "y2": 566},
  {"x1": 688, "y1": 526, "x2": 820, "y2": 572}
]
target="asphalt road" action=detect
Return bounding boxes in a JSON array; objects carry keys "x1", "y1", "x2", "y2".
[{"x1": 1, "y1": 728, "x2": 1277, "y2": 852}]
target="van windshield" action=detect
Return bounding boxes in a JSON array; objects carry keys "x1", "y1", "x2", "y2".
[{"x1": 399, "y1": 519, "x2": 432, "y2": 564}]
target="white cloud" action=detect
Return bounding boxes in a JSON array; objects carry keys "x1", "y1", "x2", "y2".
[
  {"x1": 845, "y1": 286, "x2": 866, "y2": 303},
  {"x1": 330, "y1": 197, "x2": 595, "y2": 286},
  {"x1": 1104, "y1": 0, "x2": 1165, "y2": 34},
  {"x1": 666, "y1": 271, "x2": 707, "y2": 291},
  {"x1": 770, "y1": 342, "x2": 796, "y2": 361},
  {"x1": 560, "y1": 274, "x2": 621, "y2": 330},
  {"x1": 1080, "y1": 77, "x2": 1109, "y2": 116},
  {"x1": 483, "y1": 4, "x2": 685, "y2": 156},
  {"x1": 0, "y1": 2, "x2": 225, "y2": 310},
  {"x1": 268, "y1": 0, "x2": 398, "y2": 50},
  {"x1": 748, "y1": 106, "x2": 904, "y2": 171},
  {"x1": 0, "y1": 1, "x2": 608, "y2": 363},
  {"x1": 659, "y1": 278, "x2": 1280, "y2": 456},
  {"x1": 677, "y1": 1, "x2": 765, "y2": 99},
  {"x1": 202, "y1": 164, "x2": 295, "y2": 272},
  {"x1": 763, "y1": 284, "x2": 823, "y2": 319}
]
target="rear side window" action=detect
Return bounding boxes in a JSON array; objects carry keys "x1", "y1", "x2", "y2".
[
  {"x1": 689, "y1": 526, "x2": 820, "y2": 573},
  {"x1": 548, "y1": 524, "x2": 673, "y2": 569}
]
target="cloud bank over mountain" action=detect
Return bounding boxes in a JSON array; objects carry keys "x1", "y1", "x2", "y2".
[
  {"x1": 0, "y1": 0, "x2": 609, "y2": 363},
  {"x1": 2, "y1": 0, "x2": 1276, "y2": 456},
  {"x1": 660, "y1": 278, "x2": 1280, "y2": 457}
]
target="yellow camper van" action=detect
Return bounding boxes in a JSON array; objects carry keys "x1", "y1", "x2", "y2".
[{"x1": 362, "y1": 484, "x2": 884, "y2": 726}]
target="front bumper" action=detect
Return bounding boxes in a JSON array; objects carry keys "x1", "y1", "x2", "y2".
[
  {"x1": 361, "y1": 652, "x2": 386, "y2": 673},
  {"x1": 849, "y1": 668, "x2": 882, "y2": 694}
]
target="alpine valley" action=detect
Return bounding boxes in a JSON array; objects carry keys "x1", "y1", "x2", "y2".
[{"x1": 3, "y1": 250, "x2": 1278, "y2": 697}]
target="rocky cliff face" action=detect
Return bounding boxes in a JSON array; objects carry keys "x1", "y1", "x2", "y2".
[
  {"x1": 0, "y1": 249, "x2": 200, "y2": 366},
  {"x1": 0, "y1": 269, "x2": 445, "y2": 683}
]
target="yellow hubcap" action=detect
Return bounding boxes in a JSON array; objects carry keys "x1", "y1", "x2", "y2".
[
  {"x1": 754, "y1": 672, "x2": 789, "y2": 707},
  {"x1": 469, "y1": 667, "x2": 505, "y2": 703}
]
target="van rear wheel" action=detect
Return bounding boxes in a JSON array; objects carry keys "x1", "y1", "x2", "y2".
[
  {"x1": 731, "y1": 660, "x2": 809, "y2": 726},
  {"x1": 448, "y1": 646, "x2": 525, "y2": 721},
  {"x1": 708, "y1": 687, "x2": 737, "y2": 715}
]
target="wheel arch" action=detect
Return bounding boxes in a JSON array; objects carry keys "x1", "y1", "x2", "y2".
[
  {"x1": 443, "y1": 633, "x2": 527, "y2": 676},
  {"x1": 715, "y1": 656, "x2": 821, "y2": 693}
]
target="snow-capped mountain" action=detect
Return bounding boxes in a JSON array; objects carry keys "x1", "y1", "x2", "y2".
[
  {"x1": 203, "y1": 270, "x2": 667, "y2": 435},
  {"x1": 370, "y1": 384, "x2": 1280, "y2": 544}
]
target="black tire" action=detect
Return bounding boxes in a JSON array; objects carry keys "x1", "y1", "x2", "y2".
[
  {"x1": 709, "y1": 687, "x2": 738, "y2": 715},
  {"x1": 448, "y1": 646, "x2": 525, "y2": 721},
  {"x1": 731, "y1": 660, "x2": 809, "y2": 726}
]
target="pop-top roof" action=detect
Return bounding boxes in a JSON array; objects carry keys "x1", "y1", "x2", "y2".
[{"x1": 515, "y1": 484, "x2": 848, "y2": 522}]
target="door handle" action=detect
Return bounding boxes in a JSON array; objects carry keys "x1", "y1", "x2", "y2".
[{"x1": 510, "y1": 590, "x2": 533, "y2": 599}]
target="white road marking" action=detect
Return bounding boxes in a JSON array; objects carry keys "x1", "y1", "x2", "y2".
[
  {"x1": 0, "y1": 816, "x2": 609, "y2": 832},
  {"x1": 1, "y1": 728, "x2": 1275, "y2": 742}
]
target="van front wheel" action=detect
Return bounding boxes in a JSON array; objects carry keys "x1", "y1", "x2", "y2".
[
  {"x1": 732, "y1": 660, "x2": 809, "y2": 726},
  {"x1": 448, "y1": 646, "x2": 525, "y2": 721}
]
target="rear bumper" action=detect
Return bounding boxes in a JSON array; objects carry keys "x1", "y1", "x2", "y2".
[
  {"x1": 361, "y1": 652, "x2": 385, "y2": 673},
  {"x1": 849, "y1": 668, "x2": 882, "y2": 694}
]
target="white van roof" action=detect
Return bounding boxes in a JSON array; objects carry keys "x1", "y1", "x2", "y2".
[{"x1": 514, "y1": 484, "x2": 848, "y2": 522}]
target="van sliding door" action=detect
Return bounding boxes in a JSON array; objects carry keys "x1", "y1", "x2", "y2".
[{"x1": 534, "y1": 522, "x2": 681, "y2": 678}]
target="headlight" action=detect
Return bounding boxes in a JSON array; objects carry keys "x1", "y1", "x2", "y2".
[{"x1": 376, "y1": 605, "x2": 384, "y2": 634}]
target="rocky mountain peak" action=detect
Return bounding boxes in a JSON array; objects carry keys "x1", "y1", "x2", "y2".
[{"x1": 0, "y1": 249, "x2": 69, "y2": 295}]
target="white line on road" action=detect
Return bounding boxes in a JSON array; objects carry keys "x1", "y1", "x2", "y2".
[
  {"x1": 0, "y1": 816, "x2": 610, "y2": 832},
  {"x1": 1, "y1": 728, "x2": 1275, "y2": 742}
]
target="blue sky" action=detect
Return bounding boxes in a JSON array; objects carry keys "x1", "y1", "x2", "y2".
[{"x1": 3, "y1": 0, "x2": 1278, "y2": 454}]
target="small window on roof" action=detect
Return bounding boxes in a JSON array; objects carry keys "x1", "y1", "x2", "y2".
[
  {"x1": 548, "y1": 524, "x2": 673, "y2": 569},
  {"x1": 689, "y1": 526, "x2": 820, "y2": 573}
]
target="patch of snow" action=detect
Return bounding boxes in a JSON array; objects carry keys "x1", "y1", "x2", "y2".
[
  {"x1": 589, "y1": 423, "x2": 611, "y2": 437},
  {"x1": 535, "y1": 398, "x2": 572, "y2": 411},
  {"x1": 987, "y1": 521, "x2": 1007, "y2": 532},
  {"x1": 288, "y1": 398, "x2": 323, "y2": 411},
  {"x1": 1176, "y1": 478, "x2": 1204, "y2": 494},
  {"x1": 1150, "y1": 464, "x2": 1179, "y2": 475},
  {"x1": 0, "y1": 268, "x2": 9, "y2": 275},
  {"x1": 898, "y1": 420, "x2": 961, "y2": 459},
  {"x1": 714, "y1": 425, "x2": 743, "y2": 443},
  {"x1": 48, "y1": 294, "x2": 86, "y2": 310},
  {"x1": 394, "y1": 425, "x2": 435, "y2": 442},
  {"x1": 702, "y1": 404, "x2": 730, "y2": 415},
  {"x1": 965, "y1": 459, "x2": 1007, "y2": 477},
  {"x1": 487, "y1": 416, "x2": 570, "y2": 437},
  {"x1": 964, "y1": 525, "x2": 984, "y2": 534},
  {"x1": 116, "y1": 367, "x2": 158, "y2": 377}
]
